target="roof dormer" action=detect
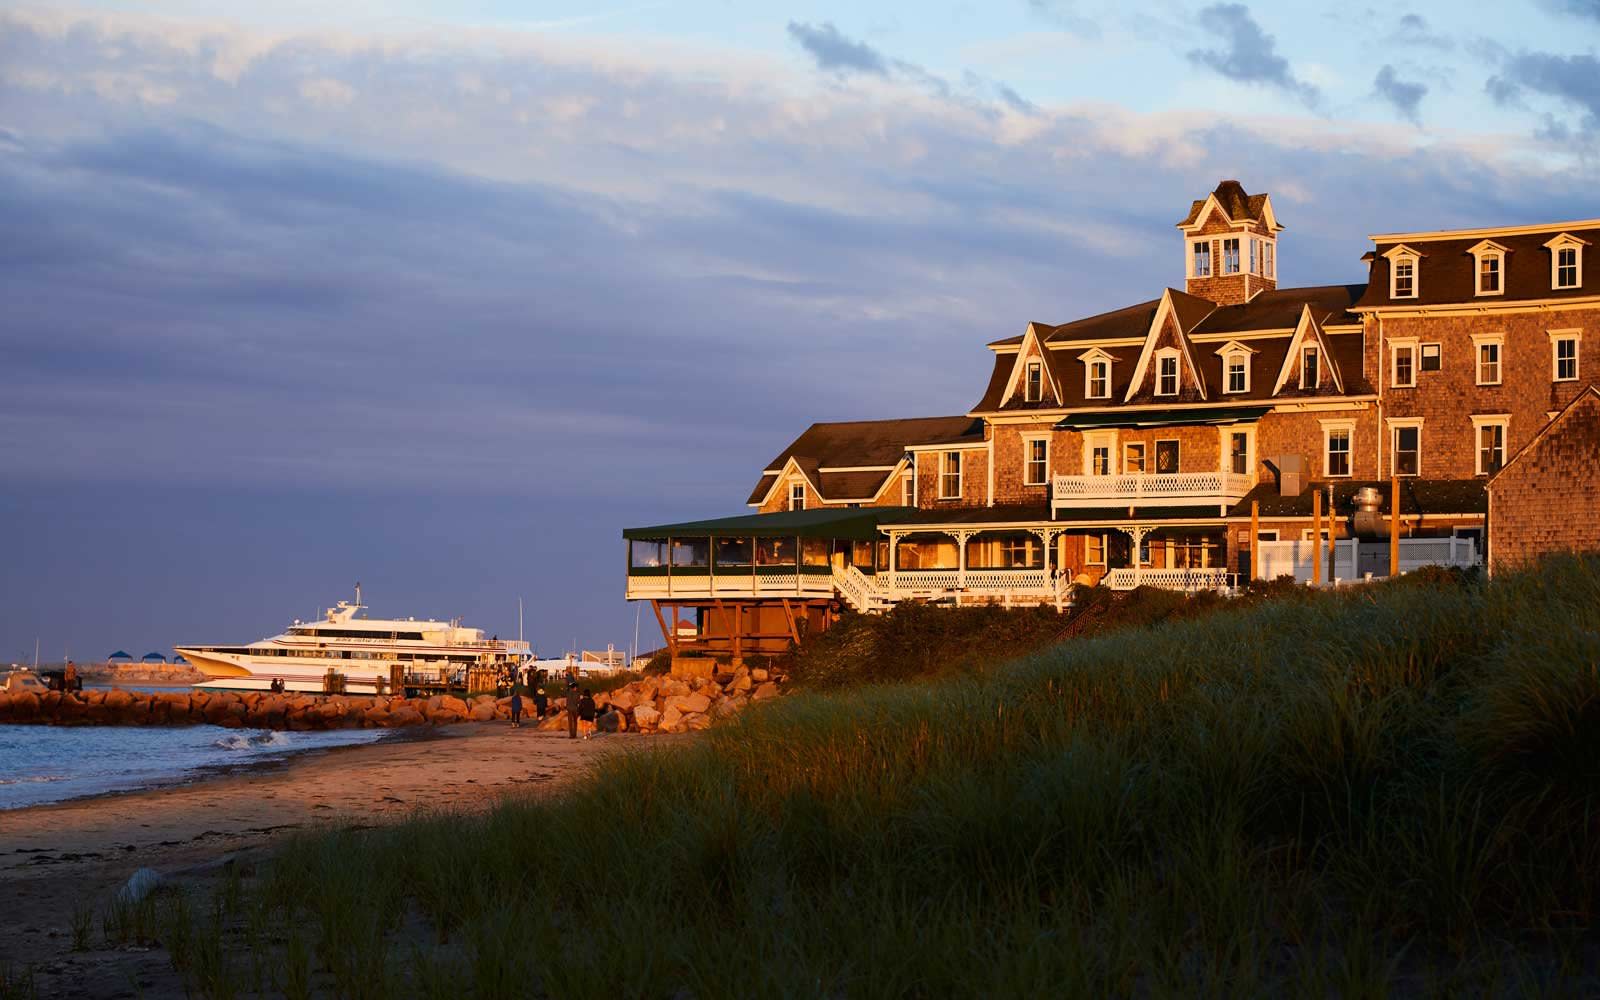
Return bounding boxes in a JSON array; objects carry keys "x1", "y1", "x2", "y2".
[
  {"x1": 1545, "y1": 232, "x2": 1589, "y2": 291},
  {"x1": 1077, "y1": 347, "x2": 1117, "y2": 401},
  {"x1": 1468, "y1": 239, "x2": 1509, "y2": 297},
  {"x1": 1176, "y1": 180, "x2": 1282, "y2": 306},
  {"x1": 1381, "y1": 244, "x2": 1423, "y2": 300}
]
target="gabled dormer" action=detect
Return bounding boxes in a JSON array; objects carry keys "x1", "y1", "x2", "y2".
[
  {"x1": 1124, "y1": 290, "x2": 1208, "y2": 403},
  {"x1": 1272, "y1": 304, "x2": 1345, "y2": 397},
  {"x1": 1468, "y1": 239, "x2": 1509, "y2": 297},
  {"x1": 1176, "y1": 179, "x2": 1283, "y2": 306},
  {"x1": 1213, "y1": 340, "x2": 1259, "y2": 394},
  {"x1": 1545, "y1": 233, "x2": 1589, "y2": 291},
  {"x1": 1077, "y1": 347, "x2": 1118, "y2": 402},
  {"x1": 997, "y1": 322, "x2": 1064, "y2": 408},
  {"x1": 1381, "y1": 244, "x2": 1423, "y2": 300}
]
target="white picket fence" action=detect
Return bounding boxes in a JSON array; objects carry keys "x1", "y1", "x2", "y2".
[{"x1": 1257, "y1": 537, "x2": 1479, "y2": 584}]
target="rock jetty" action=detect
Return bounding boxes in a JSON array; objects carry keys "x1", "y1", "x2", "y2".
[{"x1": 0, "y1": 664, "x2": 782, "y2": 733}]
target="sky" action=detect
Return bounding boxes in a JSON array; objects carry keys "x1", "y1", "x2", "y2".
[{"x1": 2, "y1": 1, "x2": 1598, "y2": 662}]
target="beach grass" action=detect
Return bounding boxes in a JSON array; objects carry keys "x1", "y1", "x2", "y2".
[{"x1": 163, "y1": 555, "x2": 1600, "y2": 995}]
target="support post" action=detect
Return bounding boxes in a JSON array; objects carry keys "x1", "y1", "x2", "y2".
[
  {"x1": 1249, "y1": 500, "x2": 1260, "y2": 583},
  {"x1": 779, "y1": 598, "x2": 801, "y2": 645},
  {"x1": 650, "y1": 601, "x2": 677, "y2": 659},
  {"x1": 954, "y1": 530, "x2": 973, "y2": 590},
  {"x1": 1325, "y1": 489, "x2": 1336, "y2": 585},
  {"x1": 1389, "y1": 476, "x2": 1401, "y2": 577},
  {"x1": 1312, "y1": 489, "x2": 1322, "y2": 586}
]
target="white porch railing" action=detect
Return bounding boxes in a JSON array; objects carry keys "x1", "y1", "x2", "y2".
[
  {"x1": 833, "y1": 565, "x2": 883, "y2": 613},
  {"x1": 1105, "y1": 567, "x2": 1234, "y2": 592},
  {"x1": 1256, "y1": 537, "x2": 1479, "y2": 584},
  {"x1": 1052, "y1": 471, "x2": 1253, "y2": 508},
  {"x1": 623, "y1": 570, "x2": 836, "y2": 601}
]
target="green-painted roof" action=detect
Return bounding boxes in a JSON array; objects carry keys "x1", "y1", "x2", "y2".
[
  {"x1": 624, "y1": 507, "x2": 921, "y2": 541},
  {"x1": 1054, "y1": 406, "x2": 1272, "y2": 430}
]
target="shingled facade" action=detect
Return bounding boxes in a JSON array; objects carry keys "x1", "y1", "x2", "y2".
[{"x1": 628, "y1": 181, "x2": 1600, "y2": 624}]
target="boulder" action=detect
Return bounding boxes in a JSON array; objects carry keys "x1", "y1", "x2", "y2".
[
  {"x1": 712, "y1": 694, "x2": 747, "y2": 718},
  {"x1": 428, "y1": 695, "x2": 469, "y2": 716},
  {"x1": 660, "y1": 678, "x2": 692, "y2": 699},
  {"x1": 389, "y1": 706, "x2": 424, "y2": 727},
  {"x1": 683, "y1": 712, "x2": 713, "y2": 731},
  {"x1": 632, "y1": 704, "x2": 661, "y2": 731},
  {"x1": 658, "y1": 704, "x2": 684, "y2": 733},
  {"x1": 10, "y1": 691, "x2": 39, "y2": 720},
  {"x1": 538, "y1": 712, "x2": 568, "y2": 731},
  {"x1": 666, "y1": 693, "x2": 711, "y2": 715},
  {"x1": 609, "y1": 688, "x2": 638, "y2": 711},
  {"x1": 726, "y1": 672, "x2": 753, "y2": 694},
  {"x1": 104, "y1": 688, "x2": 135, "y2": 711},
  {"x1": 752, "y1": 681, "x2": 780, "y2": 702},
  {"x1": 470, "y1": 702, "x2": 498, "y2": 722},
  {"x1": 750, "y1": 668, "x2": 770, "y2": 682}
]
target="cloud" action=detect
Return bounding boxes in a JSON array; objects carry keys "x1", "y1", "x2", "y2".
[
  {"x1": 785, "y1": 21, "x2": 888, "y2": 76},
  {"x1": 298, "y1": 77, "x2": 356, "y2": 108},
  {"x1": 1542, "y1": 0, "x2": 1600, "y2": 23},
  {"x1": 1489, "y1": 51, "x2": 1600, "y2": 136},
  {"x1": 1373, "y1": 65, "x2": 1427, "y2": 124},
  {"x1": 1186, "y1": 4, "x2": 1320, "y2": 107},
  {"x1": 1389, "y1": 13, "x2": 1453, "y2": 51},
  {"x1": 1024, "y1": 0, "x2": 1102, "y2": 39}
]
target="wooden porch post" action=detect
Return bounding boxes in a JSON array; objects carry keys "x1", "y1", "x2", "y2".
[
  {"x1": 1249, "y1": 499, "x2": 1260, "y2": 583},
  {"x1": 650, "y1": 601, "x2": 677, "y2": 659},
  {"x1": 1325, "y1": 487, "x2": 1336, "y2": 584},
  {"x1": 1311, "y1": 489, "x2": 1322, "y2": 586},
  {"x1": 1389, "y1": 477, "x2": 1401, "y2": 577},
  {"x1": 779, "y1": 598, "x2": 801, "y2": 645}
]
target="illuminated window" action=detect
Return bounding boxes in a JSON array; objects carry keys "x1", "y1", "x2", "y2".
[
  {"x1": 1222, "y1": 238, "x2": 1241, "y2": 275},
  {"x1": 939, "y1": 451, "x2": 962, "y2": 499},
  {"x1": 1156, "y1": 352, "x2": 1179, "y2": 396},
  {"x1": 1192, "y1": 241, "x2": 1211, "y2": 277},
  {"x1": 1025, "y1": 361, "x2": 1042, "y2": 402},
  {"x1": 1024, "y1": 438, "x2": 1049, "y2": 486},
  {"x1": 1323, "y1": 425, "x2": 1352, "y2": 478},
  {"x1": 1553, "y1": 333, "x2": 1580, "y2": 382}
]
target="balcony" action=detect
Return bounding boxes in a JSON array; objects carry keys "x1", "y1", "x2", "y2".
[{"x1": 1052, "y1": 471, "x2": 1254, "y2": 510}]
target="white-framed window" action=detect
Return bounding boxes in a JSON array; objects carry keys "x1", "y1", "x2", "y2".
[
  {"x1": 1264, "y1": 241, "x2": 1274, "y2": 278},
  {"x1": 1085, "y1": 431, "x2": 1114, "y2": 476},
  {"x1": 1300, "y1": 346, "x2": 1320, "y2": 389},
  {"x1": 1024, "y1": 361, "x2": 1043, "y2": 402},
  {"x1": 1156, "y1": 349, "x2": 1180, "y2": 396},
  {"x1": 1222, "y1": 237, "x2": 1241, "y2": 275},
  {"x1": 1391, "y1": 341, "x2": 1418, "y2": 388},
  {"x1": 1390, "y1": 419, "x2": 1423, "y2": 477},
  {"x1": 1390, "y1": 252, "x2": 1418, "y2": 299},
  {"x1": 1473, "y1": 334, "x2": 1503, "y2": 386},
  {"x1": 1551, "y1": 329, "x2": 1581, "y2": 382},
  {"x1": 1023, "y1": 437, "x2": 1049, "y2": 486},
  {"x1": 939, "y1": 451, "x2": 962, "y2": 499},
  {"x1": 1556, "y1": 246, "x2": 1580, "y2": 289},
  {"x1": 1085, "y1": 358, "x2": 1111, "y2": 399},
  {"x1": 1224, "y1": 350, "x2": 1249, "y2": 393},
  {"x1": 1470, "y1": 241, "x2": 1507, "y2": 296},
  {"x1": 1421, "y1": 342, "x2": 1442, "y2": 372},
  {"x1": 1085, "y1": 532, "x2": 1106, "y2": 565},
  {"x1": 901, "y1": 467, "x2": 916, "y2": 506},
  {"x1": 1321, "y1": 421, "x2": 1353, "y2": 478},
  {"x1": 1192, "y1": 240, "x2": 1212, "y2": 278},
  {"x1": 1249, "y1": 238, "x2": 1257, "y2": 274},
  {"x1": 1225, "y1": 429, "x2": 1252, "y2": 476},
  {"x1": 1124, "y1": 442, "x2": 1146, "y2": 474},
  {"x1": 1472, "y1": 415, "x2": 1509, "y2": 476},
  {"x1": 789, "y1": 482, "x2": 806, "y2": 511}
]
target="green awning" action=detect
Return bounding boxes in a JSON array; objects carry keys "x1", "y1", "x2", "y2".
[
  {"x1": 624, "y1": 507, "x2": 921, "y2": 541},
  {"x1": 1054, "y1": 405, "x2": 1272, "y2": 431}
]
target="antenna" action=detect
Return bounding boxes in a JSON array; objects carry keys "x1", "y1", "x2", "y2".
[
  {"x1": 518, "y1": 596, "x2": 524, "y2": 645},
  {"x1": 355, "y1": 581, "x2": 362, "y2": 607}
]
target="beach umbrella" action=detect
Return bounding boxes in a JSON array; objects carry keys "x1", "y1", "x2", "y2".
[
  {"x1": 107, "y1": 650, "x2": 133, "y2": 661},
  {"x1": 141, "y1": 652, "x2": 167, "y2": 663}
]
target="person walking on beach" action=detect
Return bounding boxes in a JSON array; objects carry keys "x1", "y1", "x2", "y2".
[
  {"x1": 577, "y1": 688, "x2": 598, "y2": 740},
  {"x1": 509, "y1": 682, "x2": 523, "y2": 729},
  {"x1": 533, "y1": 686, "x2": 549, "y2": 721},
  {"x1": 565, "y1": 674, "x2": 581, "y2": 739}
]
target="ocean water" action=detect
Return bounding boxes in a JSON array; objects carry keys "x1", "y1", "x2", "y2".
[{"x1": 0, "y1": 724, "x2": 390, "y2": 810}]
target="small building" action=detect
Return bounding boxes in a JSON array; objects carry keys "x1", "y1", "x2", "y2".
[{"x1": 1487, "y1": 386, "x2": 1600, "y2": 574}]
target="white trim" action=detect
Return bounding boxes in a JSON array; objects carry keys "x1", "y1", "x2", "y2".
[
  {"x1": 816, "y1": 464, "x2": 897, "y2": 473},
  {"x1": 1220, "y1": 235, "x2": 1242, "y2": 276},
  {"x1": 789, "y1": 482, "x2": 807, "y2": 511},
  {"x1": 1549, "y1": 328, "x2": 1582, "y2": 382},
  {"x1": 996, "y1": 323, "x2": 1063, "y2": 408},
  {"x1": 1420, "y1": 342, "x2": 1441, "y2": 372},
  {"x1": 1215, "y1": 340, "x2": 1257, "y2": 395},
  {"x1": 1024, "y1": 359, "x2": 1044, "y2": 402},
  {"x1": 1021, "y1": 434, "x2": 1050, "y2": 486},
  {"x1": 901, "y1": 467, "x2": 917, "y2": 507},
  {"x1": 1082, "y1": 430, "x2": 1115, "y2": 476},
  {"x1": 1471, "y1": 332, "x2": 1504, "y2": 386},
  {"x1": 1371, "y1": 219, "x2": 1600, "y2": 242},
  {"x1": 1154, "y1": 348, "x2": 1181, "y2": 397},
  {"x1": 1123, "y1": 290, "x2": 1208, "y2": 403},
  {"x1": 905, "y1": 440, "x2": 988, "y2": 453},
  {"x1": 1389, "y1": 337, "x2": 1419, "y2": 388},
  {"x1": 1547, "y1": 233, "x2": 1587, "y2": 291},
  {"x1": 1272, "y1": 304, "x2": 1345, "y2": 395},
  {"x1": 1188, "y1": 237, "x2": 1213, "y2": 279},
  {"x1": 938, "y1": 450, "x2": 964, "y2": 500},
  {"x1": 1319, "y1": 419, "x2": 1355, "y2": 478},
  {"x1": 1220, "y1": 424, "x2": 1256, "y2": 477},
  {"x1": 1122, "y1": 440, "x2": 1146, "y2": 474},
  {"x1": 1388, "y1": 417, "x2": 1424, "y2": 478},
  {"x1": 1079, "y1": 347, "x2": 1116, "y2": 400},
  {"x1": 1469, "y1": 240, "x2": 1508, "y2": 297},
  {"x1": 1470, "y1": 414, "x2": 1510, "y2": 476},
  {"x1": 1382, "y1": 244, "x2": 1421, "y2": 300}
]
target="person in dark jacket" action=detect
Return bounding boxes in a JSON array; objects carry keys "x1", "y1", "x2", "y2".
[
  {"x1": 566, "y1": 675, "x2": 581, "y2": 739},
  {"x1": 532, "y1": 687, "x2": 549, "y2": 720},
  {"x1": 577, "y1": 689, "x2": 598, "y2": 740},
  {"x1": 508, "y1": 683, "x2": 523, "y2": 728}
]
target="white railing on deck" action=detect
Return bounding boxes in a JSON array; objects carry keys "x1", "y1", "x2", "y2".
[
  {"x1": 1105, "y1": 567, "x2": 1233, "y2": 592},
  {"x1": 833, "y1": 566, "x2": 881, "y2": 613},
  {"x1": 1052, "y1": 471, "x2": 1254, "y2": 507},
  {"x1": 1256, "y1": 537, "x2": 1478, "y2": 584}
]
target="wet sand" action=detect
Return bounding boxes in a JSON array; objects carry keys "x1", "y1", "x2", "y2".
[{"x1": 0, "y1": 724, "x2": 644, "y2": 997}]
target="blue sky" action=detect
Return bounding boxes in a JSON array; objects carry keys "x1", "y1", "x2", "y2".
[{"x1": 2, "y1": 1, "x2": 1597, "y2": 661}]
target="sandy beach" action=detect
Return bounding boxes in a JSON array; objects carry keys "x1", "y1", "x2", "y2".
[{"x1": 0, "y1": 724, "x2": 646, "y2": 998}]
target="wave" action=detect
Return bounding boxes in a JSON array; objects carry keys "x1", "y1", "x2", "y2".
[
  {"x1": 0, "y1": 774, "x2": 69, "y2": 786},
  {"x1": 212, "y1": 731, "x2": 292, "y2": 751}
]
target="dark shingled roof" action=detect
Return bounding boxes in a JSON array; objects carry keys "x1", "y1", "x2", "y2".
[
  {"x1": 1178, "y1": 180, "x2": 1271, "y2": 228},
  {"x1": 747, "y1": 415, "x2": 984, "y2": 505},
  {"x1": 1356, "y1": 225, "x2": 1600, "y2": 310},
  {"x1": 1190, "y1": 284, "x2": 1364, "y2": 334},
  {"x1": 625, "y1": 507, "x2": 923, "y2": 541},
  {"x1": 1227, "y1": 480, "x2": 1487, "y2": 518}
]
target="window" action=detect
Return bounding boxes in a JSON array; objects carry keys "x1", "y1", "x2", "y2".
[
  {"x1": 939, "y1": 451, "x2": 962, "y2": 499},
  {"x1": 1300, "y1": 346, "x2": 1320, "y2": 389},
  {"x1": 1474, "y1": 418, "x2": 1507, "y2": 475},
  {"x1": 1557, "y1": 247, "x2": 1579, "y2": 289},
  {"x1": 1249, "y1": 238, "x2": 1257, "y2": 274},
  {"x1": 1192, "y1": 241, "x2": 1212, "y2": 277},
  {"x1": 901, "y1": 468, "x2": 916, "y2": 506},
  {"x1": 1474, "y1": 335, "x2": 1502, "y2": 385},
  {"x1": 1552, "y1": 331, "x2": 1580, "y2": 381},
  {"x1": 1323, "y1": 424, "x2": 1352, "y2": 478},
  {"x1": 1264, "y1": 241, "x2": 1274, "y2": 278},
  {"x1": 1155, "y1": 440, "x2": 1180, "y2": 474},
  {"x1": 1086, "y1": 433, "x2": 1113, "y2": 476},
  {"x1": 1124, "y1": 442, "x2": 1146, "y2": 474},
  {"x1": 1392, "y1": 343, "x2": 1417, "y2": 387},
  {"x1": 1390, "y1": 254, "x2": 1417, "y2": 298},
  {"x1": 1222, "y1": 238, "x2": 1241, "y2": 275},
  {"x1": 1224, "y1": 351, "x2": 1249, "y2": 393},
  {"x1": 1086, "y1": 359, "x2": 1110, "y2": 399},
  {"x1": 1024, "y1": 438, "x2": 1048, "y2": 486},
  {"x1": 1392, "y1": 422, "x2": 1422, "y2": 477},
  {"x1": 1471, "y1": 242, "x2": 1506, "y2": 296},
  {"x1": 1228, "y1": 431, "x2": 1250, "y2": 476},
  {"x1": 789, "y1": 482, "x2": 806, "y2": 511},
  {"x1": 1421, "y1": 343, "x2": 1441, "y2": 372},
  {"x1": 1156, "y1": 352, "x2": 1179, "y2": 396},
  {"x1": 1025, "y1": 361, "x2": 1042, "y2": 402},
  {"x1": 1085, "y1": 532, "x2": 1106, "y2": 565}
]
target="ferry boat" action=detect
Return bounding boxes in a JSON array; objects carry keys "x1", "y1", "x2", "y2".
[{"x1": 175, "y1": 588, "x2": 530, "y2": 694}]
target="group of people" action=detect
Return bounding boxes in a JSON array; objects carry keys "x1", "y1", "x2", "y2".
[{"x1": 503, "y1": 666, "x2": 620, "y2": 740}]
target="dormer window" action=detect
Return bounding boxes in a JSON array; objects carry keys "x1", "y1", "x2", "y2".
[
  {"x1": 1024, "y1": 361, "x2": 1042, "y2": 402},
  {"x1": 1192, "y1": 241, "x2": 1212, "y2": 277},
  {"x1": 1469, "y1": 240, "x2": 1508, "y2": 297},
  {"x1": 1546, "y1": 233, "x2": 1588, "y2": 291},
  {"x1": 1264, "y1": 241, "x2": 1275, "y2": 278},
  {"x1": 1215, "y1": 341, "x2": 1256, "y2": 394},
  {"x1": 789, "y1": 482, "x2": 806, "y2": 511},
  {"x1": 1384, "y1": 245, "x2": 1420, "y2": 299},
  {"x1": 1155, "y1": 349, "x2": 1180, "y2": 396},
  {"x1": 1080, "y1": 349, "x2": 1114, "y2": 400},
  {"x1": 1222, "y1": 238, "x2": 1241, "y2": 275},
  {"x1": 1300, "y1": 346, "x2": 1320, "y2": 389}
]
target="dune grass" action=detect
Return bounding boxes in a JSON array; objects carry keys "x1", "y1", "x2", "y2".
[{"x1": 177, "y1": 556, "x2": 1600, "y2": 996}]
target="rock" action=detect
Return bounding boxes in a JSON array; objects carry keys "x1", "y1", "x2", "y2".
[
  {"x1": 752, "y1": 682, "x2": 780, "y2": 701},
  {"x1": 118, "y1": 868, "x2": 164, "y2": 904},
  {"x1": 666, "y1": 693, "x2": 711, "y2": 715},
  {"x1": 364, "y1": 707, "x2": 392, "y2": 726},
  {"x1": 632, "y1": 704, "x2": 661, "y2": 730},
  {"x1": 660, "y1": 678, "x2": 692, "y2": 699},
  {"x1": 683, "y1": 712, "x2": 713, "y2": 731},
  {"x1": 427, "y1": 695, "x2": 469, "y2": 716},
  {"x1": 609, "y1": 689, "x2": 638, "y2": 711},
  {"x1": 659, "y1": 704, "x2": 685, "y2": 732},
  {"x1": 104, "y1": 688, "x2": 135, "y2": 711},
  {"x1": 712, "y1": 694, "x2": 747, "y2": 718},
  {"x1": 750, "y1": 668, "x2": 770, "y2": 682},
  {"x1": 9, "y1": 691, "x2": 39, "y2": 719},
  {"x1": 470, "y1": 702, "x2": 498, "y2": 722},
  {"x1": 389, "y1": 706, "x2": 424, "y2": 726},
  {"x1": 727, "y1": 672, "x2": 753, "y2": 694},
  {"x1": 538, "y1": 712, "x2": 568, "y2": 731},
  {"x1": 473, "y1": 694, "x2": 496, "y2": 707}
]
